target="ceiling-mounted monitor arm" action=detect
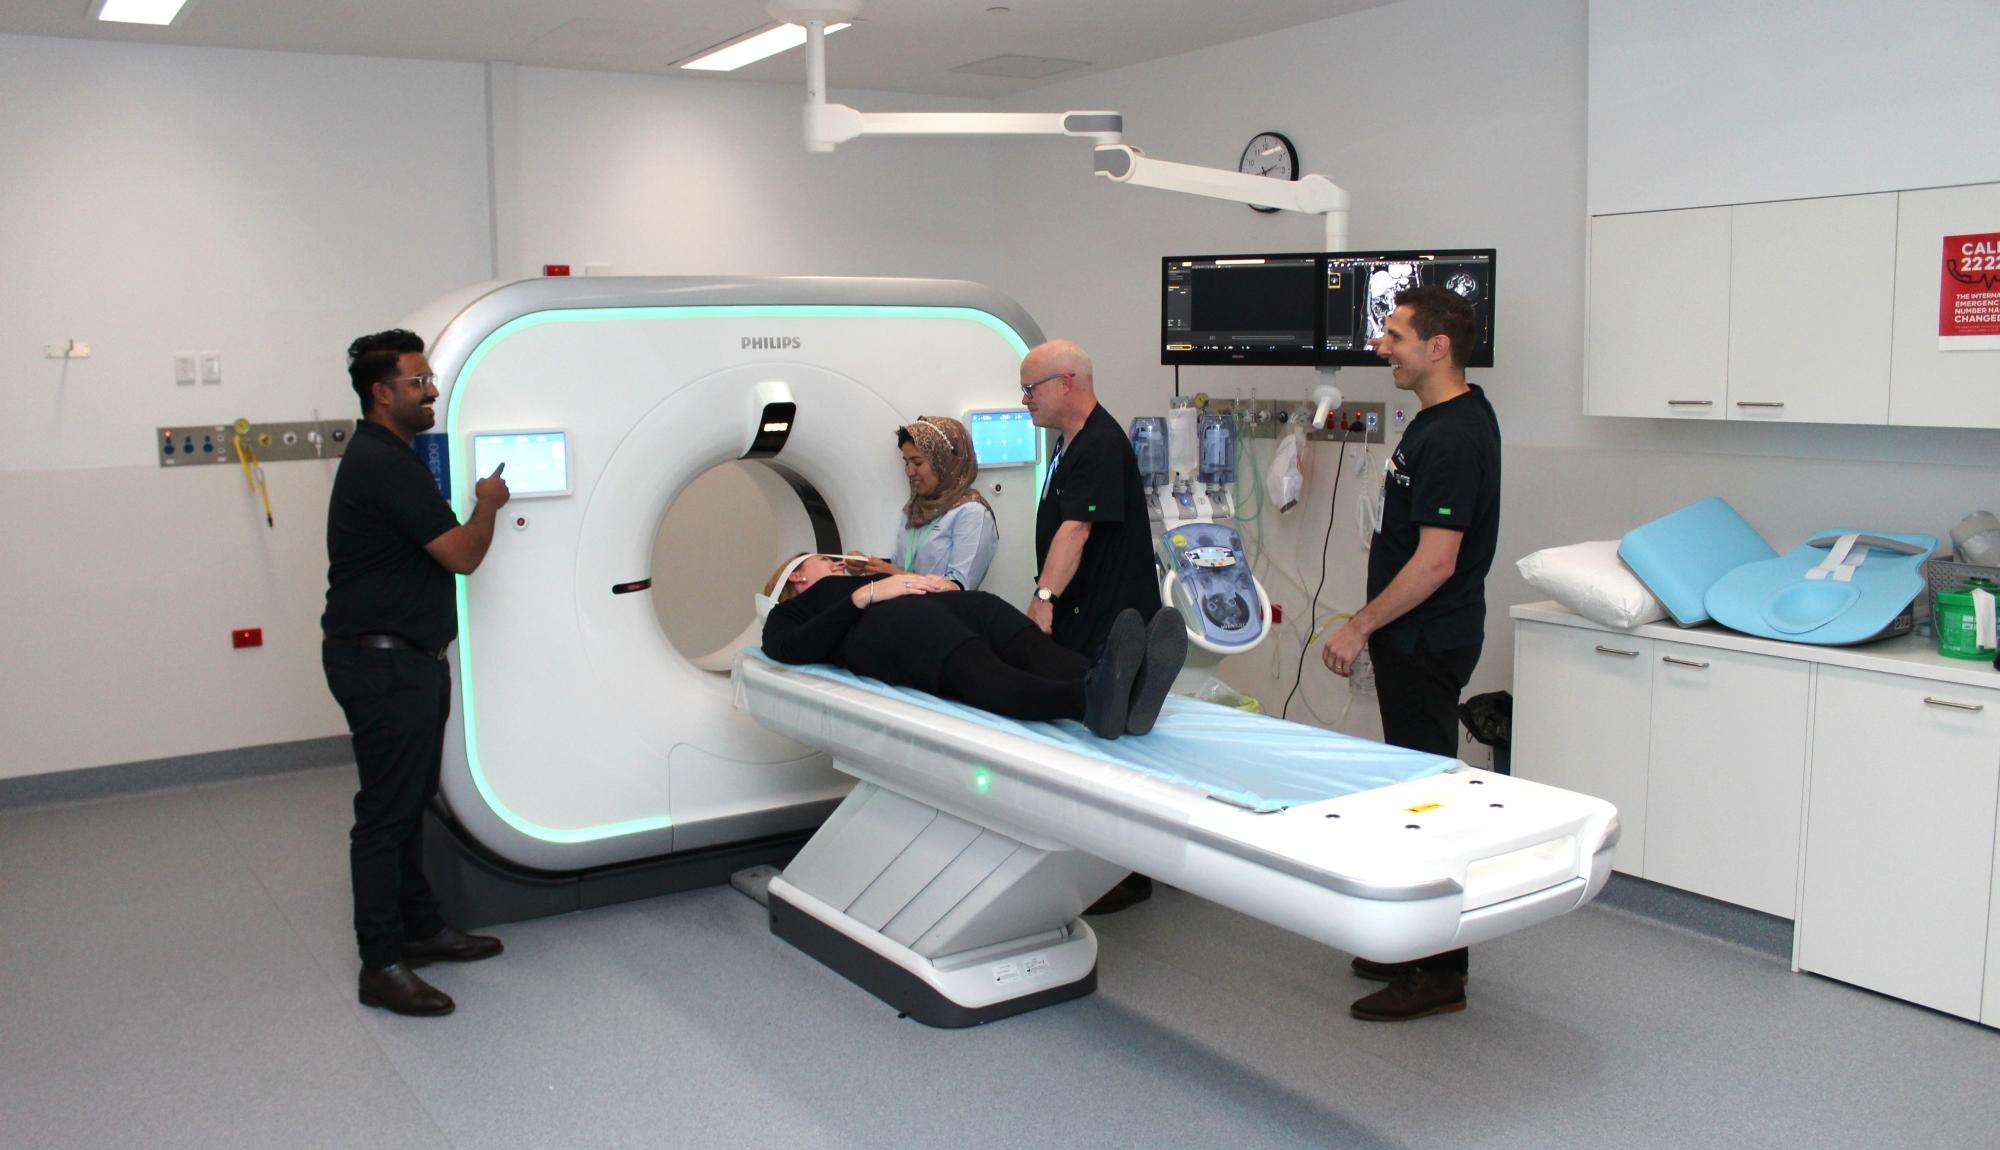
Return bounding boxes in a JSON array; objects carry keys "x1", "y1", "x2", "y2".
[{"x1": 779, "y1": 2, "x2": 1351, "y2": 426}]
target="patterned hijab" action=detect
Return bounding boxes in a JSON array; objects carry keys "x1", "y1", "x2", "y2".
[{"x1": 899, "y1": 416, "x2": 992, "y2": 531}]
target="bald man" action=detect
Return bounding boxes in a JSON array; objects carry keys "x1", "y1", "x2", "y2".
[
  {"x1": 1020, "y1": 340, "x2": 1161, "y2": 656},
  {"x1": 1021, "y1": 340, "x2": 1165, "y2": 914}
]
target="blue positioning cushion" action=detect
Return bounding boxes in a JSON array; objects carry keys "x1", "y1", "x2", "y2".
[
  {"x1": 743, "y1": 650, "x2": 1455, "y2": 812},
  {"x1": 1618, "y1": 497, "x2": 1776, "y2": 626},
  {"x1": 1704, "y1": 531, "x2": 1936, "y2": 646}
]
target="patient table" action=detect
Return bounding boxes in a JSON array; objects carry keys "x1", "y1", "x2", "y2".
[{"x1": 736, "y1": 652, "x2": 1619, "y2": 1026}]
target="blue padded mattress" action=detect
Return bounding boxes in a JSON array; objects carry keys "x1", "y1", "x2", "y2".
[{"x1": 743, "y1": 650, "x2": 1457, "y2": 812}]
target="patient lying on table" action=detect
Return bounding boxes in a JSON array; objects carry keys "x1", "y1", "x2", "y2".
[{"x1": 759, "y1": 553, "x2": 1187, "y2": 739}]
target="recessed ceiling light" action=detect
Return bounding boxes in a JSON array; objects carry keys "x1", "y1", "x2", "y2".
[
  {"x1": 90, "y1": 0, "x2": 191, "y2": 25},
  {"x1": 680, "y1": 21, "x2": 849, "y2": 72}
]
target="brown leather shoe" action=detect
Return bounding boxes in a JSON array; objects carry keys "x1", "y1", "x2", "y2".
[
  {"x1": 1083, "y1": 872, "x2": 1154, "y2": 916},
  {"x1": 401, "y1": 925, "x2": 503, "y2": 967},
  {"x1": 1351, "y1": 956, "x2": 1468, "y2": 985},
  {"x1": 359, "y1": 962, "x2": 455, "y2": 1017},
  {"x1": 1350, "y1": 969, "x2": 1467, "y2": 1022}
]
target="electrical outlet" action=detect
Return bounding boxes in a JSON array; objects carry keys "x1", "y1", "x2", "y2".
[{"x1": 199, "y1": 352, "x2": 222, "y2": 385}]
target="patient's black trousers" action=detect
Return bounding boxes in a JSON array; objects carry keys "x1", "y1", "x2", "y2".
[{"x1": 937, "y1": 618, "x2": 1094, "y2": 721}]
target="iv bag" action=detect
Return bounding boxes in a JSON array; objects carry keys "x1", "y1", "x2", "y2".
[{"x1": 1268, "y1": 429, "x2": 1304, "y2": 513}]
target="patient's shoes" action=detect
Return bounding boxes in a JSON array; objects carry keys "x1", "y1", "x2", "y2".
[
  {"x1": 1125, "y1": 606, "x2": 1188, "y2": 736},
  {"x1": 1083, "y1": 609, "x2": 1146, "y2": 739}
]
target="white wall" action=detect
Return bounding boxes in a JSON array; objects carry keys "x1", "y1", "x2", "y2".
[
  {"x1": 506, "y1": 67, "x2": 1001, "y2": 283},
  {"x1": 10, "y1": 0, "x2": 1999, "y2": 781},
  {"x1": 1588, "y1": 0, "x2": 2000, "y2": 215},
  {"x1": 0, "y1": 35, "x2": 492, "y2": 781},
  {"x1": 0, "y1": 39, "x2": 1003, "y2": 782},
  {"x1": 990, "y1": 0, "x2": 2000, "y2": 752}
]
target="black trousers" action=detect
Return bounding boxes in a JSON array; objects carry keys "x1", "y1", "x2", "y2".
[
  {"x1": 938, "y1": 624, "x2": 1094, "y2": 721},
  {"x1": 323, "y1": 646, "x2": 451, "y2": 969},
  {"x1": 1369, "y1": 636, "x2": 1482, "y2": 976}
]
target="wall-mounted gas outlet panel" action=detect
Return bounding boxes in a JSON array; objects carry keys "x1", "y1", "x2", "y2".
[{"x1": 156, "y1": 421, "x2": 353, "y2": 467}]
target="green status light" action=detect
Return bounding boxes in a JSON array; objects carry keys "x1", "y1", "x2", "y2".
[{"x1": 973, "y1": 768, "x2": 992, "y2": 795}]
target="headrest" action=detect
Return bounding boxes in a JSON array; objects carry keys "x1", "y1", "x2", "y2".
[
  {"x1": 754, "y1": 553, "x2": 835, "y2": 623},
  {"x1": 1618, "y1": 498, "x2": 1776, "y2": 626}
]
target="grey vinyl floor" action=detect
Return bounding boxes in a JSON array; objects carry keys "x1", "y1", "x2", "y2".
[{"x1": 3, "y1": 766, "x2": 1996, "y2": 1150}]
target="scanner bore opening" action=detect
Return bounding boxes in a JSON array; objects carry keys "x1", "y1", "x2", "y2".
[{"x1": 649, "y1": 459, "x2": 839, "y2": 670}]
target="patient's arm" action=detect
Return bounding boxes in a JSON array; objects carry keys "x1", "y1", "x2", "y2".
[{"x1": 762, "y1": 587, "x2": 865, "y2": 665}]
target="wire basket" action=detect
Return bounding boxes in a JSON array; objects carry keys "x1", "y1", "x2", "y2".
[{"x1": 1919, "y1": 554, "x2": 2000, "y2": 633}]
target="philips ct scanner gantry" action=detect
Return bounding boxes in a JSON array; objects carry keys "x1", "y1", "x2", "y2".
[
  {"x1": 409, "y1": 275, "x2": 1049, "y2": 878},
  {"x1": 411, "y1": 275, "x2": 1618, "y2": 1028}
]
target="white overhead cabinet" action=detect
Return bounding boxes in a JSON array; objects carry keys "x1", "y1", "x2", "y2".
[
  {"x1": 1890, "y1": 181, "x2": 2000, "y2": 428},
  {"x1": 1586, "y1": 207, "x2": 1730, "y2": 419},
  {"x1": 1725, "y1": 193, "x2": 1897, "y2": 424},
  {"x1": 1588, "y1": 182, "x2": 1999, "y2": 429}
]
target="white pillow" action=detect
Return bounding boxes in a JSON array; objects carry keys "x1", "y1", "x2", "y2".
[{"x1": 1517, "y1": 541, "x2": 1667, "y2": 630}]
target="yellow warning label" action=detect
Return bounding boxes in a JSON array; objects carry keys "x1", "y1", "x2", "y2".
[{"x1": 1404, "y1": 802, "x2": 1443, "y2": 814}]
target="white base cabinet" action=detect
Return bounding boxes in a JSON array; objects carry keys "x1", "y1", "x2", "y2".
[
  {"x1": 1798, "y1": 666, "x2": 2000, "y2": 1020},
  {"x1": 1645, "y1": 642, "x2": 1809, "y2": 918},
  {"x1": 1512, "y1": 622, "x2": 1652, "y2": 874},
  {"x1": 1513, "y1": 603, "x2": 2000, "y2": 1023}
]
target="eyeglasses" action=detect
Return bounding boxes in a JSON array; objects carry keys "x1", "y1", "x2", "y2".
[
  {"x1": 385, "y1": 373, "x2": 438, "y2": 389},
  {"x1": 1020, "y1": 372, "x2": 1069, "y2": 399}
]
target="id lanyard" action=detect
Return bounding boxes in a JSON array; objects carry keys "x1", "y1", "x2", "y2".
[
  {"x1": 1043, "y1": 442, "x2": 1066, "y2": 500},
  {"x1": 900, "y1": 519, "x2": 942, "y2": 570}
]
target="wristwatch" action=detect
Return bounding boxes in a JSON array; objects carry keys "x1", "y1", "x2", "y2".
[{"x1": 1035, "y1": 587, "x2": 1055, "y2": 603}]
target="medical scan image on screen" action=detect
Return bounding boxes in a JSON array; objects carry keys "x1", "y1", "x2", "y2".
[
  {"x1": 471, "y1": 431, "x2": 570, "y2": 497},
  {"x1": 1323, "y1": 249, "x2": 1495, "y2": 367}
]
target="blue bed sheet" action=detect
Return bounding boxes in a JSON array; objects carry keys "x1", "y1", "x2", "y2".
[{"x1": 744, "y1": 650, "x2": 1456, "y2": 811}]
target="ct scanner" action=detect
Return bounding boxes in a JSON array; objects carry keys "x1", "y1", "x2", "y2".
[{"x1": 409, "y1": 275, "x2": 1618, "y2": 1027}]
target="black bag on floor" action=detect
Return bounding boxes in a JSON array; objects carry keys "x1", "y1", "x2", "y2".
[{"x1": 1458, "y1": 690, "x2": 1512, "y2": 775}]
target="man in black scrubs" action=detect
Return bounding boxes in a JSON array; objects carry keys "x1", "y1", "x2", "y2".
[
  {"x1": 1022, "y1": 339, "x2": 1167, "y2": 912},
  {"x1": 323, "y1": 329, "x2": 511, "y2": 1017},
  {"x1": 1320, "y1": 285, "x2": 1501, "y2": 1022}
]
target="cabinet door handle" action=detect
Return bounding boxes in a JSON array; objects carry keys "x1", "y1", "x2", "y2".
[
  {"x1": 1924, "y1": 696, "x2": 1985, "y2": 713},
  {"x1": 1662, "y1": 656, "x2": 1710, "y2": 669},
  {"x1": 1666, "y1": 399, "x2": 1714, "y2": 407},
  {"x1": 1735, "y1": 401, "x2": 1786, "y2": 409},
  {"x1": 1594, "y1": 645, "x2": 1640, "y2": 657}
]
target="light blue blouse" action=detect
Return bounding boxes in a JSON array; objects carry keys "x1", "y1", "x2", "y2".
[{"x1": 896, "y1": 502, "x2": 999, "y2": 591}]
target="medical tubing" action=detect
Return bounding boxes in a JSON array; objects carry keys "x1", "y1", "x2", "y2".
[{"x1": 1281, "y1": 428, "x2": 1352, "y2": 721}]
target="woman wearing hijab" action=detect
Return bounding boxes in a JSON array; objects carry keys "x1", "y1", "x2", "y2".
[{"x1": 845, "y1": 417, "x2": 999, "y2": 591}]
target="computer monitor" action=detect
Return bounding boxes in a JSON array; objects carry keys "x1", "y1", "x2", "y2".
[
  {"x1": 470, "y1": 429, "x2": 572, "y2": 498},
  {"x1": 1161, "y1": 253, "x2": 1323, "y2": 365},
  {"x1": 1322, "y1": 248, "x2": 1496, "y2": 367}
]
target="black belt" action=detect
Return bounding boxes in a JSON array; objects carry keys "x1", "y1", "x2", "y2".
[{"x1": 323, "y1": 633, "x2": 448, "y2": 660}]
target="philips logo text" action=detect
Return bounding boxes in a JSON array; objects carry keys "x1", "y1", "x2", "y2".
[{"x1": 742, "y1": 336, "x2": 802, "y2": 350}]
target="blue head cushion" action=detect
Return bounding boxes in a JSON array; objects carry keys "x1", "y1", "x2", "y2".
[{"x1": 1618, "y1": 497, "x2": 1776, "y2": 626}]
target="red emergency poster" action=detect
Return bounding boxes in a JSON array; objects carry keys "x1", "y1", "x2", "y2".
[{"x1": 1940, "y1": 232, "x2": 2000, "y2": 350}]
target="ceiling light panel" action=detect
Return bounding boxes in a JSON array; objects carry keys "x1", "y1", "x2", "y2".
[
  {"x1": 91, "y1": 0, "x2": 191, "y2": 26},
  {"x1": 680, "y1": 21, "x2": 848, "y2": 72}
]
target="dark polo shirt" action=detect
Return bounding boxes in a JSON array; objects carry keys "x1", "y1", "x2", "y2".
[{"x1": 322, "y1": 420, "x2": 460, "y2": 653}]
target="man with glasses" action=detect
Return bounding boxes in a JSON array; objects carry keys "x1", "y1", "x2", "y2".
[
  {"x1": 1021, "y1": 339, "x2": 1167, "y2": 913},
  {"x1": 322, "y1": 329, "x2": 510, "y2": 1017}
]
